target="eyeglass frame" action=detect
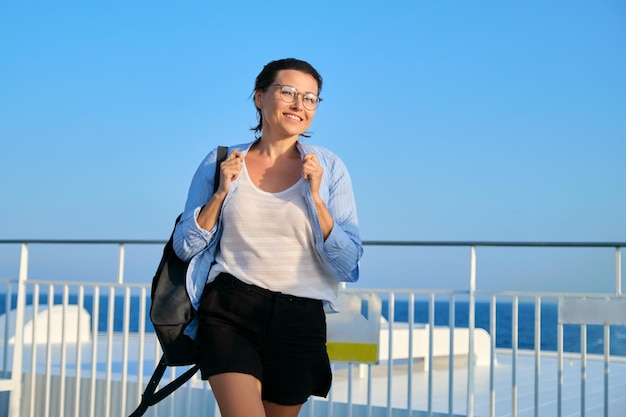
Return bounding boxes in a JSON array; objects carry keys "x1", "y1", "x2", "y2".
[{"x1": 270, "y1": 84, "x2": 323, "y2": 111}]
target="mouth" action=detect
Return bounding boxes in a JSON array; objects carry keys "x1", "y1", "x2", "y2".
[{"x1": 283, "y1": 113, "x2": 302, "y2": 122}]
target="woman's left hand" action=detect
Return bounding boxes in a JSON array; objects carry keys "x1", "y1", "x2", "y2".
[
  {"x1": 302, "y1": 153, "x2": 333, "y2": 239},
  {"x1": 302, "y1": 153, "x2": 323, "y2": 196}
]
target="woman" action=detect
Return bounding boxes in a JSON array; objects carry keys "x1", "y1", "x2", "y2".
[{"x1": 173, "y1": 58, "x2": 362, "y2": 417}]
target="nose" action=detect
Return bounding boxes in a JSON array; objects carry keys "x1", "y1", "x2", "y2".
[{"x1": 290, "y1": 94, "x2": 304, "y2": 109}]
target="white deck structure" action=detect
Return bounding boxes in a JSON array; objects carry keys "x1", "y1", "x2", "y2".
[{"x1": 0, "y1": 239, "x2": 623, "y2": 417}]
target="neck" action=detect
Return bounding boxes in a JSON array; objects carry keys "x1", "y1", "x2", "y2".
[{"x1": 253, "y1": 136, "x2": 300, "y2": 159}]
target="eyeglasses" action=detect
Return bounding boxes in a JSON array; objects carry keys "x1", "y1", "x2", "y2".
[{"x1": 271, "y1": 84, "x2": 322, "y2": 111}]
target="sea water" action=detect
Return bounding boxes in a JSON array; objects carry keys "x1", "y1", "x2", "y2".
[{"x1": 2, "y1": 293, "x2": 625, "y2": 357}]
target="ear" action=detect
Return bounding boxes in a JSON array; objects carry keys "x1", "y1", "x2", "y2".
[{"x1": 254, "y1": 90, "x2": 263, "y2": 108}]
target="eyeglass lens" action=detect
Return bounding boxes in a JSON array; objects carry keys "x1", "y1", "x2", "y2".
[{"x1": 277, "y1": 85, "x2": 320, "y2": 110}]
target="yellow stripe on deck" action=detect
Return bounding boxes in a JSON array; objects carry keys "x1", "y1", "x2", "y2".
[{"x1": 326, "y1": 342, "x2": 378, "y2": 363}]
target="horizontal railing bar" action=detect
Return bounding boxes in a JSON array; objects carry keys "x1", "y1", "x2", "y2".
[
  {"x1": 8, "y1": 281, "x2": 625, "y2": 300},
  {"x1": 348, "y1": 287, "x2": 624, "y2": 299},
  {"x1": 0, "y1": 239, "x2": 167, "y2": 245},
  {"x1": 363, "y1": 241, "x2": 625, "y2": 248},
  {"x1": 496, "y1": 348, "x2": 626, "y2": 363},
  {"x1": 0, "y1": 239, "x2": 624, "y2": 248},
  {"x1": 23, "y1": 280, "x2": 151, "y2": 289}
]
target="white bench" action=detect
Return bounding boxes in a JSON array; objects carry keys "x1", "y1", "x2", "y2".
[
  {"x1": 1, "y1": 305, "x2": 91, "y2": 344},
  {"x1": 378, "y1": 320, "x2": 492, "y2": 371}
]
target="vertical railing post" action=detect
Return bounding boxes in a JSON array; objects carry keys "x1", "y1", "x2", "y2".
[
  {"x1": 327, "y1": 363, "x2": 334, "y2": 417},
  {"x1": 557, "y1": 297, "x2": 563, "y2": 417},
  {"x1": 603, "y1": 312, "x2": 610, "y2": 417},
  {"x1": 466, "y1": 245, "x2": 477, "y2": 417},
  {"x1": 407, "y1": 292, "x2": 414, "y2": 413},
  {"x1": 386, "y1": 292, "x2": 394, "y2": 417},
  {"x1": 534, "y1": 297, "x2": 542, "y2": 417},
  {"x1": 616, "y1": 246, "x2": 622, "y2": 295},
  {"x1": 427, "y1": 293, "x2": 434, "y2": 414},
  {"x1": 8, "y1": 243, "x2": 28, "y2": 416},
  {"x1": 489, "y1": 295, "x2": 496, "y2": 417},
  {"x1": 581, "y1": 325, "x2": 587, "y2": 417},
  {"x1": 448, "y1": 293, "x2": 456, "y2": 417},
  {"x1": 2, "y1": 289, "x2": 11, "y2": 376},
  {"x1": 512, "y1": 296, "x2": 519, "y2": 417},
  {"x1": 118, "y1": 243, "x2": 126, "y2": 284}
]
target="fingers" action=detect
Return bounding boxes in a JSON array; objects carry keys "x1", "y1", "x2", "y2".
[
  {"x1": 224, "y1": 150, "x2": 243, "y2": 169},
  {"x1": 219, "y1": 150, "x2": 243, "y2": 187},
  {"x1": 302, "y1": 153, "x2": 321, "y2": 178},
  {"x1": 302, "y1": 153, "x2": 317, "y2": 164},
  {"x1": 227, "y1": 150, "x2": 243, "y2": 161},
  {"x1": 302, "y1": 154, "x2": 323, "y2": 197}
]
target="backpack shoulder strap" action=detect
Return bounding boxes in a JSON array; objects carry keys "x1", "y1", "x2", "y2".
[
  {"x1": 128, "y1": 355, "x2": 199, "y2": 417},
  {"x1": 213, "y1": 146, "x2": 228, "y2": 193}
]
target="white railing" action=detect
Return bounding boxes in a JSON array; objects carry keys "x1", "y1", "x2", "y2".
[{"x1": 0, "y1": 239, "x2": 623, "y2": 417}]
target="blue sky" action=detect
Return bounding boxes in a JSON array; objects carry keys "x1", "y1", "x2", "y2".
[{"x1": 1, "y1": 1, "x2": 624, "y2": 292}]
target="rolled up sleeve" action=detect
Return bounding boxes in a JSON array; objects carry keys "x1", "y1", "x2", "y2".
[{"x1": 173, "y1": 149, "x2": 221, "y2": 261}]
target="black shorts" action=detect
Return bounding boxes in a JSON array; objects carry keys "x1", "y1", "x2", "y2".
[{"x1": 196, "y1": 273, "x2": 332, "y2": 405}]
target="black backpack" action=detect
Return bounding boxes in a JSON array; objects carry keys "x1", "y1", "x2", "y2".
[{"x1": 129, "y1": 146, "x2": 228, "y2": 417}]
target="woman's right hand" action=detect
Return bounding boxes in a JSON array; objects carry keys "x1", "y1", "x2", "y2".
[
  {"x1": 216, "y1": 150, "x2": 243, "y2": 197},
  {"x1": 197, "y1": 150, "x2": 243, "y2": 231}
]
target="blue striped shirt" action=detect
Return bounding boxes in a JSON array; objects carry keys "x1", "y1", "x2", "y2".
[{"x1": 173, "y1": 140, "x2": 362, "y2": 338}]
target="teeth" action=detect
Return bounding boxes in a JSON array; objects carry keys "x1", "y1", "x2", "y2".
[{"x1": 285, "y1": 114, "x2": 302, "y2": 121}]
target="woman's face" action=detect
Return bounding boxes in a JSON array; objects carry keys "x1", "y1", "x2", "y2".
[{"x1": 255, "y1": 69, "x2": 320, "y2": 139}]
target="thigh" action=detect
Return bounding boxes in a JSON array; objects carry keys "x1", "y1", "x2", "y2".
[{"x1": 209, "y1": 372, "x2": 264, "y2": 417}]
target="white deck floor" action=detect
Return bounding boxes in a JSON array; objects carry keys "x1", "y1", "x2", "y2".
[{"x1": 5, "y1": 332, "x2": 626, "y2": 417}]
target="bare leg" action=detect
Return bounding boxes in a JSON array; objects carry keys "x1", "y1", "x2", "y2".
[
  {"x1": 209, "y1": 373, "x2": 265, "y2": 417},
  {"x1": 263, "y1": 400, "x2": 303, "y2": 417}
]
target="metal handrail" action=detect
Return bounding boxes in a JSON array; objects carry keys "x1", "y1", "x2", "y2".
[{"x1": 1, "y1": 239, "x2": 625, "y2": 247}]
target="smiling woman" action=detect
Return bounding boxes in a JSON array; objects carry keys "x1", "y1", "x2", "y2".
[{"x1": 171, "y1": 58, "x2": 363, "y2": 417}]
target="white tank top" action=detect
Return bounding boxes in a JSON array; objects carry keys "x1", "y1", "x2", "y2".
[{"x1": 208, "y1": 162, "x2": 336, "y2": 302}]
